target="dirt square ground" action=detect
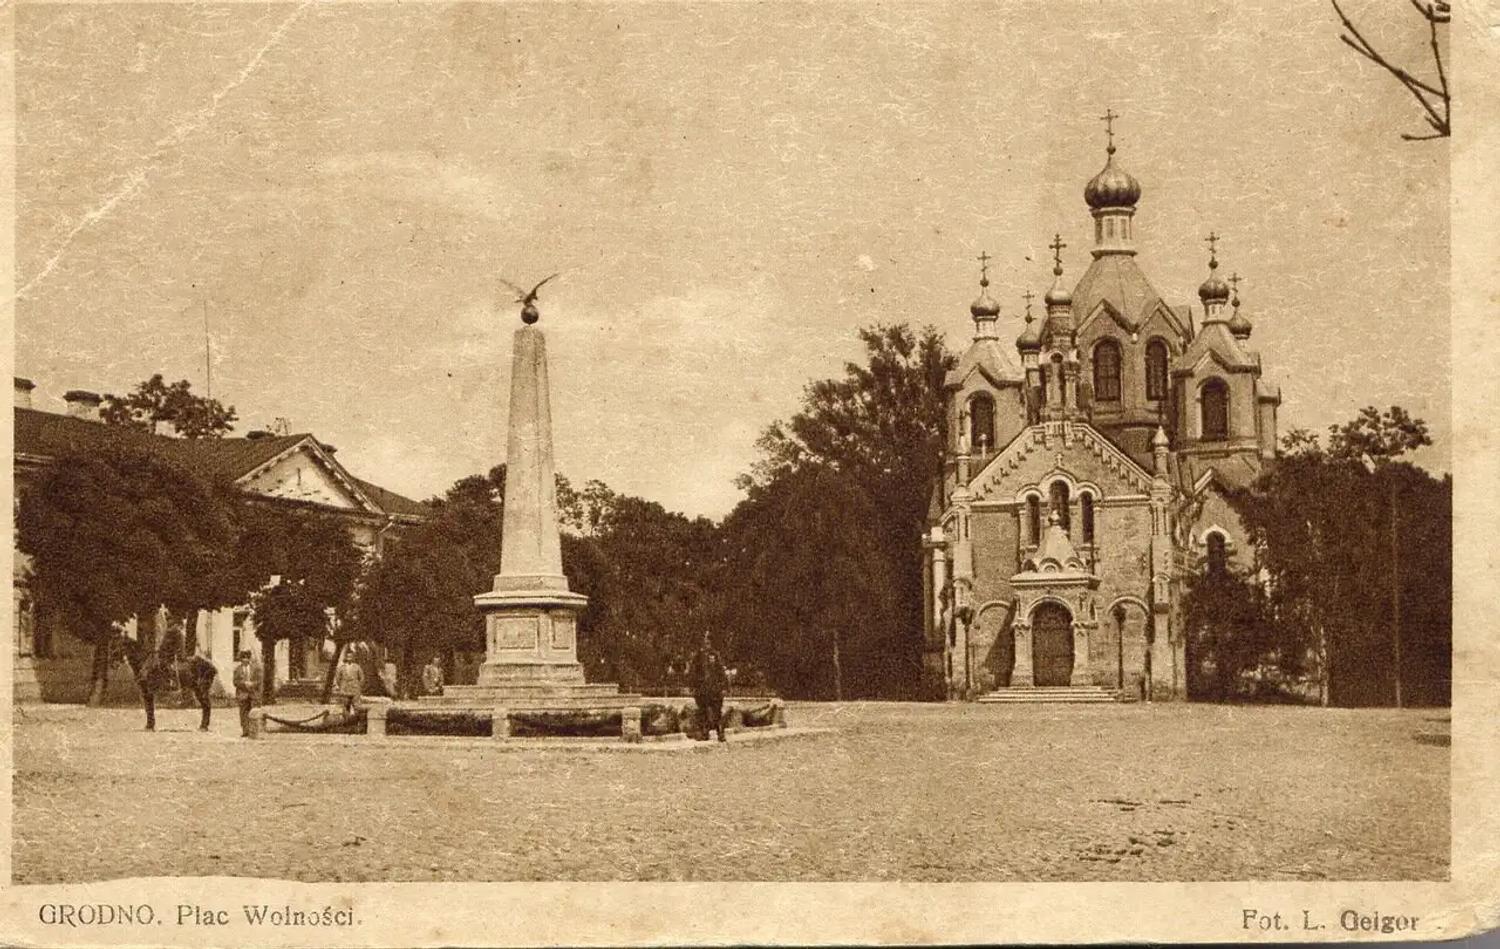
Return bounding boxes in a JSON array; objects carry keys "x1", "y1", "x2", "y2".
[{"x1": 12, "y1": 700, "x2": 1448, "y2": 882}]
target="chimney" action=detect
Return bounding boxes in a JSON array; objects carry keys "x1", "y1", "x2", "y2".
[
  {"x1": 14, "y1": 377, "x2": 35, "y2": 410},
  {"x1": 246, "y1": 430, "x2": 271, "y2": 441},
  {"x1": 63, "y1": 389, "x2": 103, "y2": 422}
]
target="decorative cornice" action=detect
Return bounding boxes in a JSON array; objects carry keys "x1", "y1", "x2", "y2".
[{"x1": 967, "y1": 422, "x2": 1155, "y2": 501}]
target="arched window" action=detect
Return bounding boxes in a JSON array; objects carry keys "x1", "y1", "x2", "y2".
[
  {"x1": 1049, "y1": 481, "x2": 1071, "y2": 534},
  {"x1": 1145, "y1": 339, "x2": 1169, "y2": 401},
  {"x1": 1093, "y1": 340, "x2": 1122, "y2": 401},
  {"x1": 1026, "y1": 496, "x2": 1042, "y2": 545},
  {"x1": 1038, "y1": 365, "x2": 1049, "y2": 405},
  {"x1": 1206, "y1": 532, "x2": 1227, "y2": 576},
  {"x1": 1201, "y1": 378, "x2": 1229, "y2": 441},
  {"x1": 968, "y1": 393, "x2": 995, "y2": 454},
  {"x1": 1081, "y1": 493, "x2": 1095, "y2": 544}
]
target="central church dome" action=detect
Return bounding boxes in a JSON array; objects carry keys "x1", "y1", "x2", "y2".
[{"x1": 1084, "y1": 144, "x2": 1142, "y2": 210}]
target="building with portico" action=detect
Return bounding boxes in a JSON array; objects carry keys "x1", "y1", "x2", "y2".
[{"x1": 12, "y1": 379, "x2": 427, "y2": 703}]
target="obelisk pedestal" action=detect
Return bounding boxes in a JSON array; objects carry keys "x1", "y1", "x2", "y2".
[{"x1": 474, "y1": 317, "x2": 589, "y2": 686}]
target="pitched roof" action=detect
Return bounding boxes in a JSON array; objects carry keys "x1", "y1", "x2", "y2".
[
  {"x1": 1071, "y1": 254, "x2": 1169, "y2": 333},
  {"x1": 14, "y1": 407, "x2": 425, "y2": 520},
  {"x1": 944, "y1": 338, "x2": 1024, "y2": 389},
  {"x1": 1174, "y1": 322, "x2": 1259, "y2": 375},
  {"x1": 350, "y1": 476, "x2": 430, "y2": 519}
]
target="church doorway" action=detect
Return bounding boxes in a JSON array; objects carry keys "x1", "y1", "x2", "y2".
[{"x1": 1032, "y1": 602, "x2": 1075, "y2": 686}]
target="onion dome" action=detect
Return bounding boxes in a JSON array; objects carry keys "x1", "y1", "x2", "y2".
[
  {"x1": 1044, "y1": 266, "x2": 1072, "y2": 308},
  {"x1": 970, "y1": 278, "x2": 1000, "y2": 319},
  {"x1": 1198, "y1": 252, "x2": 1230, "y2": 305},
  {"x1": 1227, "y1": 290, "x2": 1252, "y2": 339},
  {"x1": 1084, "y1": 143, "x2": 1142, "y2": 210},
  {"x1": 1044, "y1": 235, "x2": 1072, "y2": 308},
  {"x1": 1017, "y1": 306, "x2": 1042, "y2": 351}
]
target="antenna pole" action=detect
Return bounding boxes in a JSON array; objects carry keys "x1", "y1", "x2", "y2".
[{"x1": 202, "y1": 295, "x2": 212, "y2": 400}]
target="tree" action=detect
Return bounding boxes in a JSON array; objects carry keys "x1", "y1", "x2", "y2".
[
  {"x1": 732, "y1": 323, "x2": 954, "y2": 698},
  {"x1": 1183, "y1": 566, "x2": 1284, "y2": 702},
  {"x1": 16, "y1": 445, "x2": 241, "y2": 704},
  {"x1": 102, "y1": 374, "x2": 237, "y2": 438},
  {"x1": 349, "y1": 468, "x2": 502, "y2": 693},
  {"x1": 1327, "y1": 405, "x2": 1432, "y2": 466},
  {"x1": 567, "y1": 490, "x2": 719, "y2": 691},
  {"x1": 717, "y1": 465, "x2": 901, "y2": 699},
  {"x1": 1331, "y1": 0, "x2": 1450, "y2": 141},
  {"x1": 249, "y1": 579, "x2": 332, "y2": 702},
  {"x1": 1227, "y1": 407, "x2": 1447, "y2": 706},
  {"x1": 1327, "y1": 405, "x2": 1433, "y2": 707},
  {"x1": 235, "y1": 504, "x2": 364, "y2": 703}
]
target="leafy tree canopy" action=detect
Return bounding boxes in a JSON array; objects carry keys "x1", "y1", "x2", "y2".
[
  {"x1": 1201, "y1": 406, "x2": 1449, "y2": 706},
  {"x1": 728, "y1": 323, "x2": 954, "y2": 699},
  {"x1": 102, "y1": 374, "x2": 237, "y2": 439},
  {"x1": 17, "y1": 445, "x2": 243, "y2": 639}
]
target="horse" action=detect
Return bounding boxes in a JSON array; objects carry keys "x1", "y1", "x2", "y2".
[{"x1": 117, "y1": 635, "x2": 219, "y2": 731}]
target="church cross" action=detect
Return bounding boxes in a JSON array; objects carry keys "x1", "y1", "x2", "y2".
[
  {"x1": 1022, "y1": 289, "x2": 1036, "y2": 319},
  {"x1": 1099, "y1": 108, "x2": 1119, "y2": 149},
  {"x1": 1049, "y1": 234, "x2": 1067, "y2": 269},
  {"x1": 1204, "y1": 231, "x2": 1220, "y2": 266},
  {"x1": 977, "y1": 250, "x2": 992, "y2": 284},
  {"x1": 1228, "y1": 272, "x2": 1243, "y2": 293}
]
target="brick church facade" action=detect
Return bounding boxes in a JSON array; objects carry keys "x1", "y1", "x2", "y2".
[{"x1": 924, "y1": 130, "x2": 1281, "y2": 701}]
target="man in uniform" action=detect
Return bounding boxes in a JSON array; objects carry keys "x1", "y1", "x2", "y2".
[
  {"x1": 688, "y1": 632, "x2": 730, "y2": 743},
  {"x1": 421, "y1": 654, "x2": 445, "y2": 697},
  {"x1": 232, "y1": 649, "x2": 262, "y2": 738},
  {"x1": 333, "y1": 652, "x2": 365, "y2": 714}
]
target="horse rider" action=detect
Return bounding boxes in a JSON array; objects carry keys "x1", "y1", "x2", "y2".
[
  {"x1": 688, "y1": 632, "x2": 730, "y2": 743},
  {"x1": 233, "y1": 649, "x2": 262, "y2": 738}
]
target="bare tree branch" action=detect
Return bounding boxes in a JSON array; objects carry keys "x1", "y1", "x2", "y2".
[
  {"x1": 1337, "y1": 33, "x2": 1445, "y2": 116},
  {"x1": 1331, "y1": 0, "x2": 1450, "y2": 140},
  {"x1": 1427, "y1": 8, "x2": 1451, "y2": 129}
]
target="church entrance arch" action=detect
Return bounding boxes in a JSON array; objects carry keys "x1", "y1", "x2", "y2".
[{"x1": 1031, "y1": 602, "x2": 1074, "y2": 687}]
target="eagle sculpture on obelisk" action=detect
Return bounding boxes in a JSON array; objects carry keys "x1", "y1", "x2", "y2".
[{"x1": 473, "y1": 274, "x2": 588, "y2": 686}]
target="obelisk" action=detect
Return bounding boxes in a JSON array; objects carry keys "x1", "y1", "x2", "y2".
[{"x1": 473, "y1": 294, "x2": 588, "y2": 686}]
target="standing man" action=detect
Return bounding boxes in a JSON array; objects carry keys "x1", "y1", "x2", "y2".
[
  {"x1": 233, "y1": 649, "x2": 261, "y2": 738},
  {"x1": 689, "y1": 632, "x2": 730, "y2": 743},
  {"x1": 421, "y1": 654, "x2": 445, "y2": 697},
  {"x1": 333, "y1": 652, "x2": 365, "y2": 714}
]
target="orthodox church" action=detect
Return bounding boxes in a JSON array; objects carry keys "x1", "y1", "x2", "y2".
[{"x1": 924, "y1": 122, "x2": 1281, "y2": 701}]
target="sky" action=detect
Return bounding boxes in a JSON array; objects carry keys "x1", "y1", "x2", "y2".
[{"x1": 12, "y1": 1, "x2": 1449, "y2": 518}]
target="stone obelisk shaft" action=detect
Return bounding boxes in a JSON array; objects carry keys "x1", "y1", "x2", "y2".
[
  {"x1": 474, "y1": 321, "x2": 586, "y2": 685},
  {"x1": 497, "y1": 325, "x2": 566, "y2": 590}
]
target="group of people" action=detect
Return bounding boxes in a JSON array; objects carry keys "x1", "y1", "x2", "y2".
[
  {"x1": 230, "y1": 637, "x2": 732, "y2": 742},
  {"x1": 230, "y1": 650, "x2": 448, "y2": 738}
]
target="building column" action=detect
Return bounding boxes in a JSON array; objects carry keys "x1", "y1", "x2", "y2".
[
  {"x1": 1070, "y1": 623, "x2": 1091, "y2": 686},
  {"x1": 1147, "y1": 614, "x2": 1177, "y2": 700},
  {"x1": 1012, "y1": 622, "x2": 1034, "y2": 687},
  {"x1": 930, "y1": 536, "x2": 948, "y2": 636}
]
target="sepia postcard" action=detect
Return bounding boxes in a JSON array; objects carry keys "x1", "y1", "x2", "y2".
[{"x1": 2, "y1": 0, "x2": 1497, "y2": 944}]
